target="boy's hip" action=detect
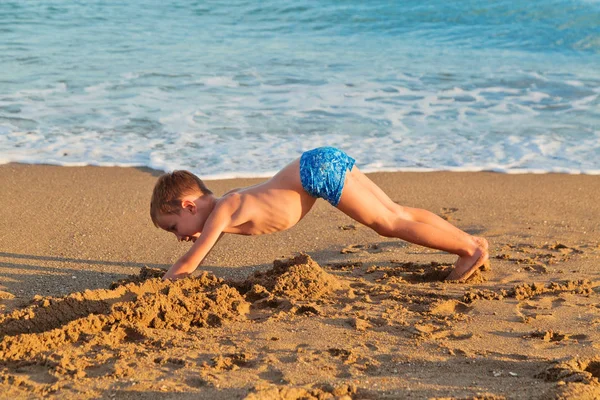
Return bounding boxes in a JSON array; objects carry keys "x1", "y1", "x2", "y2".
[{"x1": 299, "y1": 147, "x2": 355, "y2": 206}]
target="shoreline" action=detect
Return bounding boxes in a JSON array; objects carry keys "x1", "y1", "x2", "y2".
[{"x1": 1, "y1": 161, "x2": 600, "y2": 180}]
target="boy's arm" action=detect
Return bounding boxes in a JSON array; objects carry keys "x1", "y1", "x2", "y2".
[{"x1": 163, "y1": 201, "x2": 234, "y2": 280}]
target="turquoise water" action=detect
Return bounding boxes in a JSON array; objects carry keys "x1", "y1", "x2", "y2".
[{"x1": 1, "y1": 0, "x2": 599, "y2": 176}]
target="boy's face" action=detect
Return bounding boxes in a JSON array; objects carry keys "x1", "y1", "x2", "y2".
[{"x1": 156, "y1": 207, "x2": 201, "y2": 243}]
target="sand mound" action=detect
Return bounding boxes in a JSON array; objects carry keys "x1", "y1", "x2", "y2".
[
  {"x1": 543, "y1": 383, "x2": 600, "y2": 400},
  {"x1": 539, "y1": 357, "x2": 600, "y2": 400},
  {"x1": 246, "y1": 382, "x2": 357, "y2": 400},
  {"x1": 109, "y1": 266, "x2": 166, "y2": 288},
  {"x1": 536, "y1": 357, "x2": 600, "y2": 385},
  {"x1": 0, "y1": 271, "x2": 249, "y2": 361},
  {"x1": 0, "y1": 256, "x2": 342, "y2": 365},
  {"x1": 242, "y1": 254, "x2": 345, "y2": 301}
]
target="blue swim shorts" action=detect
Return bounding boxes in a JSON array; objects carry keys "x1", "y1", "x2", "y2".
[{"x1": 299, "y1": 147, "x2": 356, "y2": 207}]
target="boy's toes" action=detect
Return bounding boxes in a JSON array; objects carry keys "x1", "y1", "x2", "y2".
[
  {"x1": 445, "y1": 246, "x2": 489, "y2": 282},
  {"x1": 445, "y1": 237, "x2": 490, "y2": 282}
]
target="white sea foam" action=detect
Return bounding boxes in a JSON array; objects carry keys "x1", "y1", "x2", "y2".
[
  {"x1": 3, "y1": 122, "x2": 600, "y2": 178},
  {"x1": 521, "y1": 91, "x2": 551, "y2": 102},
  {"x1": 84, "y1": 82, "x2": 111, "y2": 93},
  {"x1": 202, "y1": 76, "x2": 239, "y2": 87}
]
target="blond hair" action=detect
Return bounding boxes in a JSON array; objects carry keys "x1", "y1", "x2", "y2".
[{"x1": 150, "y1": 170, "x2": 212, "y2": 227}]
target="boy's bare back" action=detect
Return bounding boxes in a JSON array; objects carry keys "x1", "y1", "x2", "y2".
[{"x1": 215, "y1": 158, "x2": 315, "y2": 236}]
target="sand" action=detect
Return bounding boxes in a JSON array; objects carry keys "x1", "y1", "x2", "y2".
[{"x1": 0, "y1": 163, "x2": 599, "y2": 399}]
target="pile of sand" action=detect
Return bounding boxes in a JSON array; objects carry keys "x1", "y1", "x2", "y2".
[
  {"x1": 246, "y1": 382, "x2": 357, "y2": 400},
  {"x1": 0, "y1": 255, "x2": 343, "y2": 364},
  {"x1": 0, "y1": 255, "x2": 350, "y2": 397},
  {"x1": 537, "y1": 357, "x2": 600, "y2": 385},
  {"x1": 240, "y1": 254, "x2": 345, "y2": 301},
  {"x1": 0, "y1": 270, "x2": 249, "y2": 362},
  {"x1": 537, "y1": 357, "x2": 600, "y2": 399}
]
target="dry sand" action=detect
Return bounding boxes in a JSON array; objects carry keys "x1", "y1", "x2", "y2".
[{"x1": 0, "y1": 163, "x2": 599, "y2": 399}]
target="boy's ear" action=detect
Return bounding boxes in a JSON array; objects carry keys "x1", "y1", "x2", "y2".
[{"x1": 181, "y1": 199, "x2": 197, "y2": 214}]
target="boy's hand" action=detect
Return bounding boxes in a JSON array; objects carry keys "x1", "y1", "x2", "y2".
[{"x1": 162, "y1": 260, "x2": 194, "y2": 280}]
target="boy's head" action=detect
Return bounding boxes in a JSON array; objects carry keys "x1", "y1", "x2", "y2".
[{"x1": 150, "y1": 170, "x2": 213, "y2": 229}]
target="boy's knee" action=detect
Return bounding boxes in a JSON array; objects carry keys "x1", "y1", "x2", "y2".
[
  {"x1": 396, "y1": 206, "x2": 415, "y2": 221},
  {"x1": 372, "y1": 217, "x2": 398, "y2": 237},
  {"x1": 372, "y1": 212, "x2": 416, "y2": 237}
]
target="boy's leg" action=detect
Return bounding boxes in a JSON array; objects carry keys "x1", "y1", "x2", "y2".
[
  {"x1": 353, "y1": 171, "x2": 476, "y2": 244},
  {"x1": 337, "y1": 167, "x2": 488, "y2": 280}
]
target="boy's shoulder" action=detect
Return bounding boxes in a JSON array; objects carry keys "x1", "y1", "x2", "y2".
[
  {"x1": 210, "y1": 191, "x2": 254, "y2": 230},
  {"x1": 223, "y1": 187, "x2": 242, "y2": 196},
  {"x1": 213, "y1": 191, "x2": 245, "y2": 218},
  {"x1": 216, "y1": 191, "x2": 241, "y2": 207}
]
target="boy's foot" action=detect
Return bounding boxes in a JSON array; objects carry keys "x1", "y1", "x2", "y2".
[{"x1": 445, "y1": 237, "x2": 489, "y2": 281}]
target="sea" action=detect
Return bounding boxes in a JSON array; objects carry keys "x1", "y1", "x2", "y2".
[{"x1": 1, "y1": 0, "x2": 599, "y2": 178}]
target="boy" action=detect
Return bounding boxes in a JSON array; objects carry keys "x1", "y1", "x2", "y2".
[{"x1": 150, "y1": 147, "x2": 489, "y2": 281}]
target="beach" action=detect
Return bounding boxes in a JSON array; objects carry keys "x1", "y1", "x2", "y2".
[
  {"x1": 1, "y1": 163, "x2": 599, "y2": 399},
  {"x1": 2, "y1": 0, "x2": 600, "y2": 398}
]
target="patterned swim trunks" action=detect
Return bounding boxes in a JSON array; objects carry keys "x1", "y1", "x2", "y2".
[{"x1": 299, "y1": 147, "x2": 356, "y2": 207}]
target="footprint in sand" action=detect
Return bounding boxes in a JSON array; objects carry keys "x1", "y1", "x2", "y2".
[
  {"x1": 341, "y1": 243, "x2": 381, "y2": 254},
  {"x1": 428, "y1": 299, "x2": 473, "y2": 316},
  {"x1": 439, "y1": 207, "x2": 459, "y2": 221},
  {"x1": 516, "y1": 299, "x2": 555, "y2": 322}
]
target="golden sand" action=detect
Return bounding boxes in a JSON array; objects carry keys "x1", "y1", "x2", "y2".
[{"x1": 1, "y1": 164, "x2": 599, "y2": 399}]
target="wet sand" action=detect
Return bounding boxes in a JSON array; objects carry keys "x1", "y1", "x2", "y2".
[{"x1": 1, "y1": 163, "x2": 599, "y2": 399}]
